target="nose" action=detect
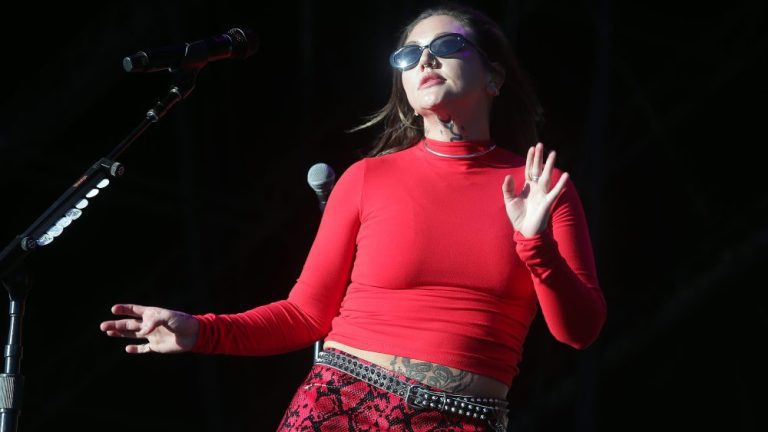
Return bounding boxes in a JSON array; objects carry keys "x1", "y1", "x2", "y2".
[{"x1": 417, "y1": 47, "x2": 437, "y2": 70}]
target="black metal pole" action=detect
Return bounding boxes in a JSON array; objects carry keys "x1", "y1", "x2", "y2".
[
  {"x1": 0, "y1": 271, "x2": 30, "y2": 432},
  {"x1": 0, "y1": 68, "x2": 200, "y2": 432},
  {"x1": 107, "y1": 74, "x2": 196, "y2": 161}
]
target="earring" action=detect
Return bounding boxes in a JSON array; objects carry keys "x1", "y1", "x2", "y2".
[{"x1": 414, "y1": 111, "x2": 420, "y2": 117}]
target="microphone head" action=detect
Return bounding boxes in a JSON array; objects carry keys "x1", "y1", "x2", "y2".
[
  {"x1": 227, "y1": 27, "x2": 259, "y2": 59},
  {"x1": 307, "y1": 163, "x2": 336, "y2": 194},
  {"x1": 122, "y1": 51, "x2": 149, "y2": 73}
]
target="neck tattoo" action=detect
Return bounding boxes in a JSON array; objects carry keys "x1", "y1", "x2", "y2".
[{"x1": 439, "y1": 118, "x2": 464, "y2": 141}]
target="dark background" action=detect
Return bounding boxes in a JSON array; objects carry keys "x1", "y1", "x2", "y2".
[{"x1": 1, "y1": 1, "x2": 765, "y2": 431}]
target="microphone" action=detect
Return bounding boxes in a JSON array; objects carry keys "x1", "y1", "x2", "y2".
[
  {"x1": 307, "y1": 163, "x2": 336, "y2": 213},
  {"x1": 123, "y1": 27, "x2": 259, "y2": 73}
]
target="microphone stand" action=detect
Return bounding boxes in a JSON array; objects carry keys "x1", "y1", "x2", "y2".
[
  {"x1": 312, "y1": 197, "x2": 327, "y2": 362},
  {"x1": 308, "y1": 167, "x2": 332, "y2": 363},
  {"x1": 0, "y1": 67, "x2": 200, "y2": 432}
]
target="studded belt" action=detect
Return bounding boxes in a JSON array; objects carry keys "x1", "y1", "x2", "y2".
[{"x1": 315, "y1": 349, "x2": 508, "y2": 431}]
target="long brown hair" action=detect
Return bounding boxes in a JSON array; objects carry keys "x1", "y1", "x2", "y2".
[{"x1": 352, "y1": 3, "x2": 543, "y2": 157}]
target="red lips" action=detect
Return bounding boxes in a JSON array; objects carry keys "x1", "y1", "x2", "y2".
[{"x1": 419, "y1": 72, "x2": 446, "y2": 89}]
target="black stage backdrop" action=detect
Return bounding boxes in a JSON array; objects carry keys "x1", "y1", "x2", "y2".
[{"x1": 0, "y1": 1, "x2": 765, "y2": 431}]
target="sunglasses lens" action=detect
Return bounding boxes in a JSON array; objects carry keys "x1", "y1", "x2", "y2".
[
  {"x1": 431, "y1": 34, "x2": 465, "y2": 56},
  {"x1": 390, "y1": 46, "x2": 422, "y2": 70},
  {"x1": 389, "y1": 34, "x2": 468, "y2": 70}
]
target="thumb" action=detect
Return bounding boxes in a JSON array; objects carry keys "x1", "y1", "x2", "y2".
[
  {"x1": 136, "y1": 315, "x2": 162, "y2": 337},
  {"x1": 502, "y1": 175, "x2": 516, "y2": 201}
]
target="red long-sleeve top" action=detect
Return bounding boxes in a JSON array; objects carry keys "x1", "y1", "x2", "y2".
[{"x1": 192, "y1": 137, "x2": 606, "y2": 385}]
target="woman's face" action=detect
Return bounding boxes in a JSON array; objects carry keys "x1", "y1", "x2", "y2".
[{"x1": 400, "y1": 15, "x2": 490, "y2": 115}]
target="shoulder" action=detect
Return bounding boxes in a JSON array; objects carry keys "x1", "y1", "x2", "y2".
[
  {"x1": 334, "y1": 145, "x2": 412, "y2": 186},
  {"x1": 355, "y1": 144, "x2": 419, "y2": 173},
  {"x1": 335, "y1": 158, "x2": 367, "y2": 187},
  {"x1": 493, "y1": 146, "x2": 527, "y2": 168}
]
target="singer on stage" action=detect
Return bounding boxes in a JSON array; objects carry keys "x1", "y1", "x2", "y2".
[{"x1": 100, "y1": 4, "x2": 606, "y2": 431}]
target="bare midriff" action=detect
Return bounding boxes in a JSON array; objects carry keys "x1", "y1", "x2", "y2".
[{"x1": 323, "y1": 340, "x2": 509, "y2": 399}]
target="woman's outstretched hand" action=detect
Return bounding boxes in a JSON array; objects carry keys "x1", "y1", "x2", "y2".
[
  {"x1": 100, "y1": 304, "x2": 199, "y2": 354},
  {"x1": 502, "y1": 143, "x2": 569, "y2": 238}
]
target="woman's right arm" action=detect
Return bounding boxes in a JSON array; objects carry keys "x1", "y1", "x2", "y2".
[{"x1": 102, "y1": 160, "x2": 366, "y2": 356}]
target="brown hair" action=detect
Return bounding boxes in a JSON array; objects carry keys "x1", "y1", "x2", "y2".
[{"x1": 352, "y1": 3, "x2": 543, "y2": 157}]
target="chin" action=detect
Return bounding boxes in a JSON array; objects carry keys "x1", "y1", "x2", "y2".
[
  {"x1": 420, "y1": 98, "x2": 461, "y2": 116},
  {"x1": 419, "y1": 97, "x2": 446, "y2": 111}
]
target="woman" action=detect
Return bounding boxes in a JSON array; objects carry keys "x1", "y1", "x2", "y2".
[{"x1": 100, "y1": 5, "x2": 606, "y2": 432}]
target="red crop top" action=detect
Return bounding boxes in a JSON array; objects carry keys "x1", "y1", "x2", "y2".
[{"x1": 192, "y1": 137, "x2": 606, "y2": 385}]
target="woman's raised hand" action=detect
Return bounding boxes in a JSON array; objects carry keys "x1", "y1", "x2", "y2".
[
  {"x1": 502, "y1": 143, "x2": 569, "y2": 238},
  {"x1": 100, "y1": 304, "x2": 199, "y2": 354}
]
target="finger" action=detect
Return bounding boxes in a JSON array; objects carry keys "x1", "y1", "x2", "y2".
[
  {"x1": 531, "y1": 143, "x2": 543, "y2": 178},
  {"x1": 111, "y1": 304, "x2": 147, "y2": 318},
  {"x1": 100, "y1": 318, "x2": 142, "y2": 332},
  {"x1": 105, "y1": 330, "x2": 141, "y2": 339},
  {"x1": 125, "y1": 344, "x2": 153, "y2": 354},
  {"x1": 546, "y1": 172, "x2": 569, "y2": 205},
  {"x1": 502, "y1": 175, "x2": 516, "y2": 201},
  {"x1": 538, "y1": 150, "x2": 557, "y2": 187},
  {"x1": 525, "y1": 145, "x2": 535, "y2": 180}
]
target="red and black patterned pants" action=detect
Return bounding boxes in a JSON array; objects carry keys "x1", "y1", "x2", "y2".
[{"x1": 277, "y1": 351, "x2": 504, "y2": 431}]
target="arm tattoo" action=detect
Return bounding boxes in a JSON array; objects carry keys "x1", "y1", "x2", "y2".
[
  {"x1": 389, "y1": 356, "x2": 477, "y2": 393},
  {"x1": 438, "y1": 119, "x2": 464, "y2": 141}
]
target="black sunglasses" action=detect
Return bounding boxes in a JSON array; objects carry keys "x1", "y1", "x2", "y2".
[{"x1": 389, "y1": 33, "x2": 485, "y2": 71}]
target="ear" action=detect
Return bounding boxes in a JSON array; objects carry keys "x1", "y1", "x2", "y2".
[{"x1": 486, "y1": 62, "x2": 506, "y2": 96}]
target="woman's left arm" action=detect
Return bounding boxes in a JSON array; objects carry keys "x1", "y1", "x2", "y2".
[
  {"x1": 502, "y1": 143, "x2": 606, "y2": 348},
  {"x1": 514, "y1": 176, "x2": 607, "y2": 349}
]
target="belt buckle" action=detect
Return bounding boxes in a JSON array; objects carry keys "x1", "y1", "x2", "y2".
[
  {"x1": 405, "y1": 384, "x2": 436, "y2": 408},
  {"x1": 404, "y1": 384, "x2": 426, "y2": 408},
  {"x1": 405, "y1": 385, "x2": 448, "y2": 411}
]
